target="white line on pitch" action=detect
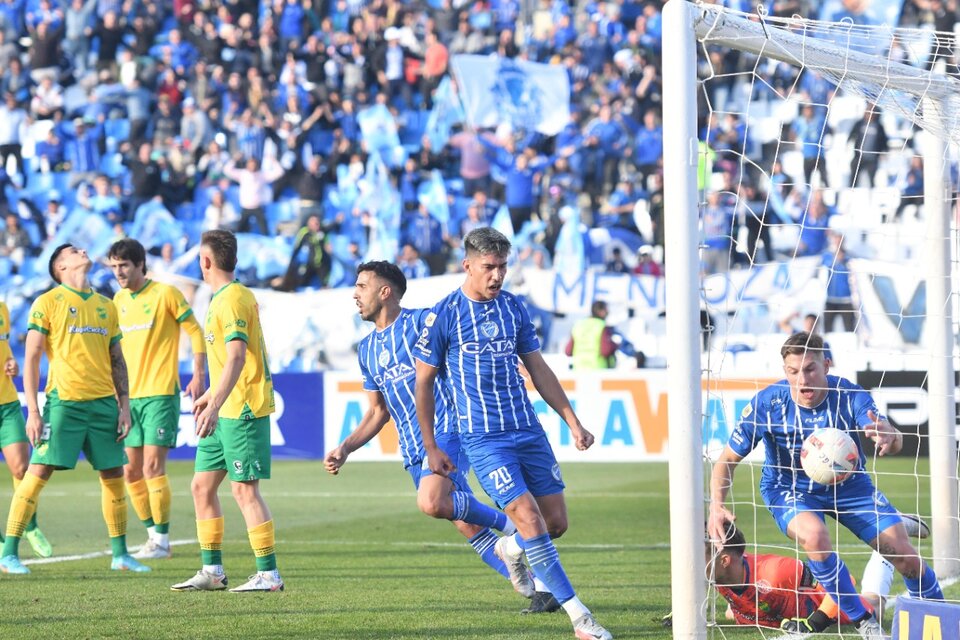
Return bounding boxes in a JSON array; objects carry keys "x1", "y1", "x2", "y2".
[
  {"x1": 275, "y1": 540, "x2": 654, "y2": 550},
  {"x1": 25, "y1": 490, "x2": 654, "y2": 499},
  {"x1": 23, "y1": 539, "x2": 197, "y2": 566}
]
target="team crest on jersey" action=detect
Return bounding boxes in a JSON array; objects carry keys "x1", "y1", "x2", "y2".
[
  {"x1": 755, "y1": 579, "x2": 772, "y2": 595},
  {"x1": 205, "y1": 332, "x2": 215, "y2": 344},
  {"x1": 551, "y1": 463, "x2": 562, "y2": 482},
  {"x1": 233, "y1": 460, "x2": 244, "y2": 474},
  {"x1": 157, "y1": 428, "x2": 166, "y2": 438},
  {"x1": 740, "y1": 404, "x2": 752, "y2": 419},
  {"x1": 424, "y1": 312, "x2": 436, "y2": 327},
  {"x1": 480, "y1": 321, "x2": 499, "y2": 338},
  {"x1": 96, "y1": 306, "x2": 108, "y2": 320},
  {"x1": 378, "y1": 350, "x2": 391, "y2": 367},
  {"x1": 120, "y1": 306, "x2": 126, "y2": 314},
  {"x1": 68, "y1": 306, "x2": 77, "y2": 316}
]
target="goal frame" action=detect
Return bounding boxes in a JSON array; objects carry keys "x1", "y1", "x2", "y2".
[{"x1": 662, "y1": 2, "x2": 960, "y2": 638}]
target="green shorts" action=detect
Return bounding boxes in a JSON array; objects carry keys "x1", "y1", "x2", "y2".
[
  {"x1": 0, "y1": 399, "x2": 27, "y2": 448},
  {"x1": 126, "y1": 395, "x2": 180, "y2": 448},
  {"x1": 195, "y1": 416, "x2": 271, "y2": 482},
  {"x1": 33, "y1": 391, "x2": 127, "y2": 471}
]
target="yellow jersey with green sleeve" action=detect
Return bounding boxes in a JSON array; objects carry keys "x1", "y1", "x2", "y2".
[
  {"x1": 205, "y1": 281, "x2": 274, "y2": 420},
  {"x1": 115, "y1": 279, "x2": 202, "y2": 399},
  {"x1": 0, "y1": 301, "x2": 18, "y2": 405},
  {"x1": 27, "y1": 285, "x2": 121, "y2": 401}
]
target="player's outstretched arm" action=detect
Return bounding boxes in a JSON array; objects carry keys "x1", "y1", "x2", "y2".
[
  {"x1": 708, "y1": 445, "x2": 744, "y2": 544},
  {"x1": 180, "y1": 313, "x2": 208, "y2": 398},
  {"x1": 324, "y1": 390, "x2": 391, "y2": 475},
  {"x1": 520, "y1": 350, "x2": 594, "y2": 450},
  {"x1": 414, "y1": 359, "x2": 455, "y2": 476},
  {"x1": 863, "y1": 409, "x2": 903, "y2": 456},
  {"x1": 22, "y1": 330, "x2": 45, "y2": 446},
  {"x1": 109, "y1": 341, "x2": 131, "y2": 442}
]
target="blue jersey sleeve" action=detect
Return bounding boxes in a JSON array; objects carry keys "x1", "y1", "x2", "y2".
[
  {"x1": 848, "y1": 381, "x2": 882, "y2": 428},
  {"x1": 729, "y1": 395, "x2": 763, "y2": 457},
  {"x1": 414, "y1": 304, "x2": 447, "y2": 368},
  {"x1": 357, "y1": 344, "x2": 379, "y2": 393},
  {"x1": 513, "y1": 297, "x2": 540, "y2": 354}
]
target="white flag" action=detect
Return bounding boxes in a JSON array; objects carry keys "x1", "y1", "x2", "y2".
[{"x1": 450, "y1": 55, "x2": 570, "y2": 136}]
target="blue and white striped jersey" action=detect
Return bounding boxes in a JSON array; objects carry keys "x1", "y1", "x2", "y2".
[
  {"x1": 729, "y1": 375, "x2": 878, "y2": 495},
  {"x1": 358, "y1": 307, "x2": 456, "y2": 468},
  {"x1": 414, "y1": 288, "x2": 541, "y2": 435}
]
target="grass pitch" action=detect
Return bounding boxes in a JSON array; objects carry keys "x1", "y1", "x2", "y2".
[{"x1": 0, "y1": 461, "x2": 649, "y2": 639}]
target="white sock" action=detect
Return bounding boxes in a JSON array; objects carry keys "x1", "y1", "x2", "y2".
[
  {"x1": 502, "y1": 518, "x2": 518, "y2": 536},
  {"x1": 504, "y1": 532, "x2": 525, "y2": 557},
  {"x1": 533, "y1": 577, "x2": 549, "y2": 593},
  {"x1": 146, "y1": 525, "x2": 157, "y2": 539},
  {"x1": 203, "y1": 564, "x2": 224, "y2": 576},
  {"x1": 561, "y1": 596, "x2": 590, "y2": 622},
  {"x1": 860, "y1": 550, "x2": 895, "y2": 599},
  {"x1": 154, "y1": 532, "x2": 170, "y2": 547}
]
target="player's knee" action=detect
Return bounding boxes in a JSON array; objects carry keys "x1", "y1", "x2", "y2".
[
  {"x1": 142, "y1": 459, "x2": 164, "y2": 478},
  {"x1": 123, "y1": 467, "x2": 143, "y2": 483},
  {"x1": 545, "y1": 516, "x2": 568, "y2": 538},
  {"x1": 190, "y1": 477, "x2": 216, "y2": 501},
  {"x1": 416, "y1": 494, "x2": 449, "y2": 519},
  {"x1": 230, "y1": 481, "x2": 260, "y2": 507}
]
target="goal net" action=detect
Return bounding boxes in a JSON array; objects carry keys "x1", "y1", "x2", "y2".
[{"x1": 663, "y1": 1, "x2": 960, "y2": 637}]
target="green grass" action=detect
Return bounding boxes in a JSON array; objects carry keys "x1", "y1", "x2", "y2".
[
  {"x1": 0, "y1": 459, "x2": 951, "y2": 638},
  {"x1": 0, "y1": 461, "x2": 651, "y2": 639}
]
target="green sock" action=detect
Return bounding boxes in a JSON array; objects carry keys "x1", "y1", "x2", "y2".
[
  {"x1": 255, "y1": 553, "x2": 277, "y2": 572},
  {"x1": 201, "y1": 549, "x2": 222, "y2": 566},
  {"x1": 2, "y1": 535, "x2": 20, "y2": 557},
  {"x1": 110, "y1": 535, "x2": 127, "y2": 558},
  {"x1": 141, "y1": 517, "x2": 155, "y2": 529},
  {"x1": 155, "y1": 522, "x2": 169, "y2": 535}
]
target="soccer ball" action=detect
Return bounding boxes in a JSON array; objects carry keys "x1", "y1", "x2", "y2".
[{"x1": 799, "y1": 427, "x2": 859, "y2": 485}]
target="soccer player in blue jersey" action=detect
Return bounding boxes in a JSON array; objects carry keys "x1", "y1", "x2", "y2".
[
  {"x1": 709, "y1": 332, "x2": 943, "y2": 640},
  {"x1": 323, "y1": 261, "x2": 561, "y2": 610},
  {"x1": 413, "y1": 228, "x2": 612, "y2": 640}
]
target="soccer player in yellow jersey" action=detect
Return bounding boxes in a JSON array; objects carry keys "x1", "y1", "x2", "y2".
[
  {"x1": 0, "y1": 301, "x2": 53, "y2": 558},
  {"x1": 171, "y1": 230, "x2": 282, "y2": 593},
  {"x1": 108, "y1": 239, "x2": 207, "y2": 560},
  {"x1": 0, "y1": 244, "x2": 150, "y2": 574}
]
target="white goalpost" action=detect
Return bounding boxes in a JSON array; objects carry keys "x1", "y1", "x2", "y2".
[{"x1": 663, "y1": 1, "x2": 960, "y2": 638}]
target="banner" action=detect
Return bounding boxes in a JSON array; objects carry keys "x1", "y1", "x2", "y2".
[
  {"x1": 356, "y1": 104, "x2": 401, "y2": 162},
  {"x1": 451, "y1": 55, "x2": 571, "y2": 135}
]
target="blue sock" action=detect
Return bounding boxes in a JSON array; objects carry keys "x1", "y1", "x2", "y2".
[
  {"x1": 808, "y1": 553, "x2": 868, "y2": 622},
  {"x1": 523, "y1": 533, "x2": 575, "y2": 605},
  {"x1": 468, "y1": 528, "x2": 510, "y2": 579},
  {"x1": 451, "y1": 491, "x2": 508, "y2": 531},
  {"x1": 904, "y1": 564, "x2": 944, "y2": 600}
]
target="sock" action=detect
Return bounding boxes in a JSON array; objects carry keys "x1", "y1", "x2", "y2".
[
  {"x1": 860, "y1": 550, "x2": 895, "y2": 600},
  {"x1": 502, "y1": 518, "x2": 517, "y2": 536},
  {"x1": 904, "y1": 564, "x2": 944, "y2": 600},
  {"x1": 807, "y1": 610, "x2": 832, "y2": 632},
  {"x1": 468, "y1": 528, "x2": 510, "y2": 579},
  {"x1": 450, "y1": 491, "x2": 508, "y2": 531},
  {"x1": 3, "y1": 473, "x2": 45, "y2": 556},
  {"x1": 523, "y1": 534, "x2": 576, "y2": 608},
  {"x1": 561, "y1": 596, "x2": 591, "y2": 622},
  {"x1": 12, "y1": 478, "x2": 39, "y2": 532},
  {"x1": 808, "y1": 553, "x2": 868, "y2": 622},
  {"x1": 145, "y1": 475, "x2": 171, "y2": 538},
  {"x1": 125, "y1": 479, "x2": 154, "y2": 529},
  {"x1": 197, "y1": 516, "x2": 224, "y2": 568},
  {"x1": 247, "y1": 520, "x2": 277, "y2": 572},
  {"x1": 101, "y1": 477, "x2": 128, "y2": 557},
  {"x1": 533, "y1": 576, "x2": 549, "y2": 593}
]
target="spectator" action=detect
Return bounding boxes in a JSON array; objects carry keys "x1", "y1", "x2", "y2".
[
  {"x1": 35, "y1": 127, "x2": 68, "y2": 173},
  {"x1": 447, "y1": 128, "x2": 491, "y2": 197},
  {"x1": 0, "y1": 213, "x2": 32, "y2": 273},
  {"x1": 583, "y1": 104, "x2": 626, "y2": 203},
  {"x1": 180, "y1": 97, "x2": 212, "y2": 153},
  {"x1": 397, "y1": 243, "x2": 430, "y2": 280},
  {"x1": 633, "y1": 245, "x2": 663, "y2": 277},
  {"x1": 803, "y1": 313, "x2": 834, "y2": 364},
  {"x1": 797, "y1": 189, "x2": 831, "y2": 257},
  {"x1": 565, "y1": 300, "x2": 617, "y2": 370},
  {"x1": 203, "y1": 188, "x2": 239, "y2": 232},
  {"x1": 122, "y1": 141, "x2": 162, "y2": 219},
  {"x1": 92, "y1": 10, "x2": 127, "y2": 75},
  {"x1": 27, "y1": 21, "x2": 62, "y2": 80},
  {"x1": 821, "y1": 234, "x2": 858, "y2": 333},
  {"x1": 89, "y1": 174, "x2": 124, "y2": 224},
  {"x1": 43, "y1": 193, "x2": 65, "y2": 240},
  {"x1": 0, "y1": 93, "x2": 27, "y2": 182},
  {"x1": 632, "y1": 108, "x2": 663, "y2": 189},
  {"x1": 222, "y1": 154, "x2": 285, "y2": 235},
  {"x1": 598, "y1": 179, "x2": 642, "y2": 231},
  {"x1": 65, "y1": 116, "x2": 104, "y2": 188},
  {"x1": 30, "y1": 75, "x2": 64, "y2": 120},
  {"x1": 420, "y1": 31, "x2": 448, "y2": 109},
  {"x1": 848, "y1": 105, "x2": 889, "y2": 189},
  {"x1": 273, "y1": 213, "x2": 341, "y2": 291},
  {"x1": 893, "y1": 156, "x2": 923, "y2": 221},
  {"x1": 791, "y1": 103, "x2": 831, "y2": 187},
  {"x1": 401, "y1": 203, "x2": 448, "y2": 276},
  {"x1": 605, "y1": 247, "x2": 630, "y2": 274},
  {"x1": 701, "y1": 190, "x2": 735, "y2": 275}
]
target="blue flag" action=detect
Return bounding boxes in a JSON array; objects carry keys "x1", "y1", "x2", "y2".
[
  {"x1": 417, "y1": 170, "x2": 450, "y2": 226},
  {"x1": 553, "y1": 206, "x2": 586, "y2": 276},
  {"x1": 357, "y1": 104, "x2": 401, "y2": 162},
  {"x1": 424, "y1": 77, "x2": 463, "y2": 150}
]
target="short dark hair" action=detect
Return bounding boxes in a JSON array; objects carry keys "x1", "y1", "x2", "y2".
[
  {"x1": 357, "y1": 261, "x2": 407, "y2": 298},
  {"x1": 591, "y1": 300, "x2": 607, "y2": 317},
  {"x1": 48, "y1": 243, "x2": 73, "y2": 283},
  {"x1": 464, "y1": 227, "x2": 511, "y2": 258},
  {"x1": 707, "y1": 521, "x2": 746, "y2": 557},
  {"x1": 201, "y1": 229, "x2": 238, "y2": 271},
  {"x1": 107, "y1": 238, "x2": 147, "y2": 275},
  {"x1": 780, "y1": 331, "x2": 826, "y2": 360}
]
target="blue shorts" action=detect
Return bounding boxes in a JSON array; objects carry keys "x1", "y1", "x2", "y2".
[
  {"x1": 406, "y1": 430, "x2": 473, "y2": 493},
  {"x1": 463, "y1": 429, "x2": 565, "y2": 509},
  {"x1": 762, "y1": 481, "x2": 902, "y2": 544}
]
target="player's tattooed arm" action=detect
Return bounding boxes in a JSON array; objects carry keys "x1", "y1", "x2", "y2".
[{"x1": 109, "y1": 341, "x2": 129, "y2": 399}]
